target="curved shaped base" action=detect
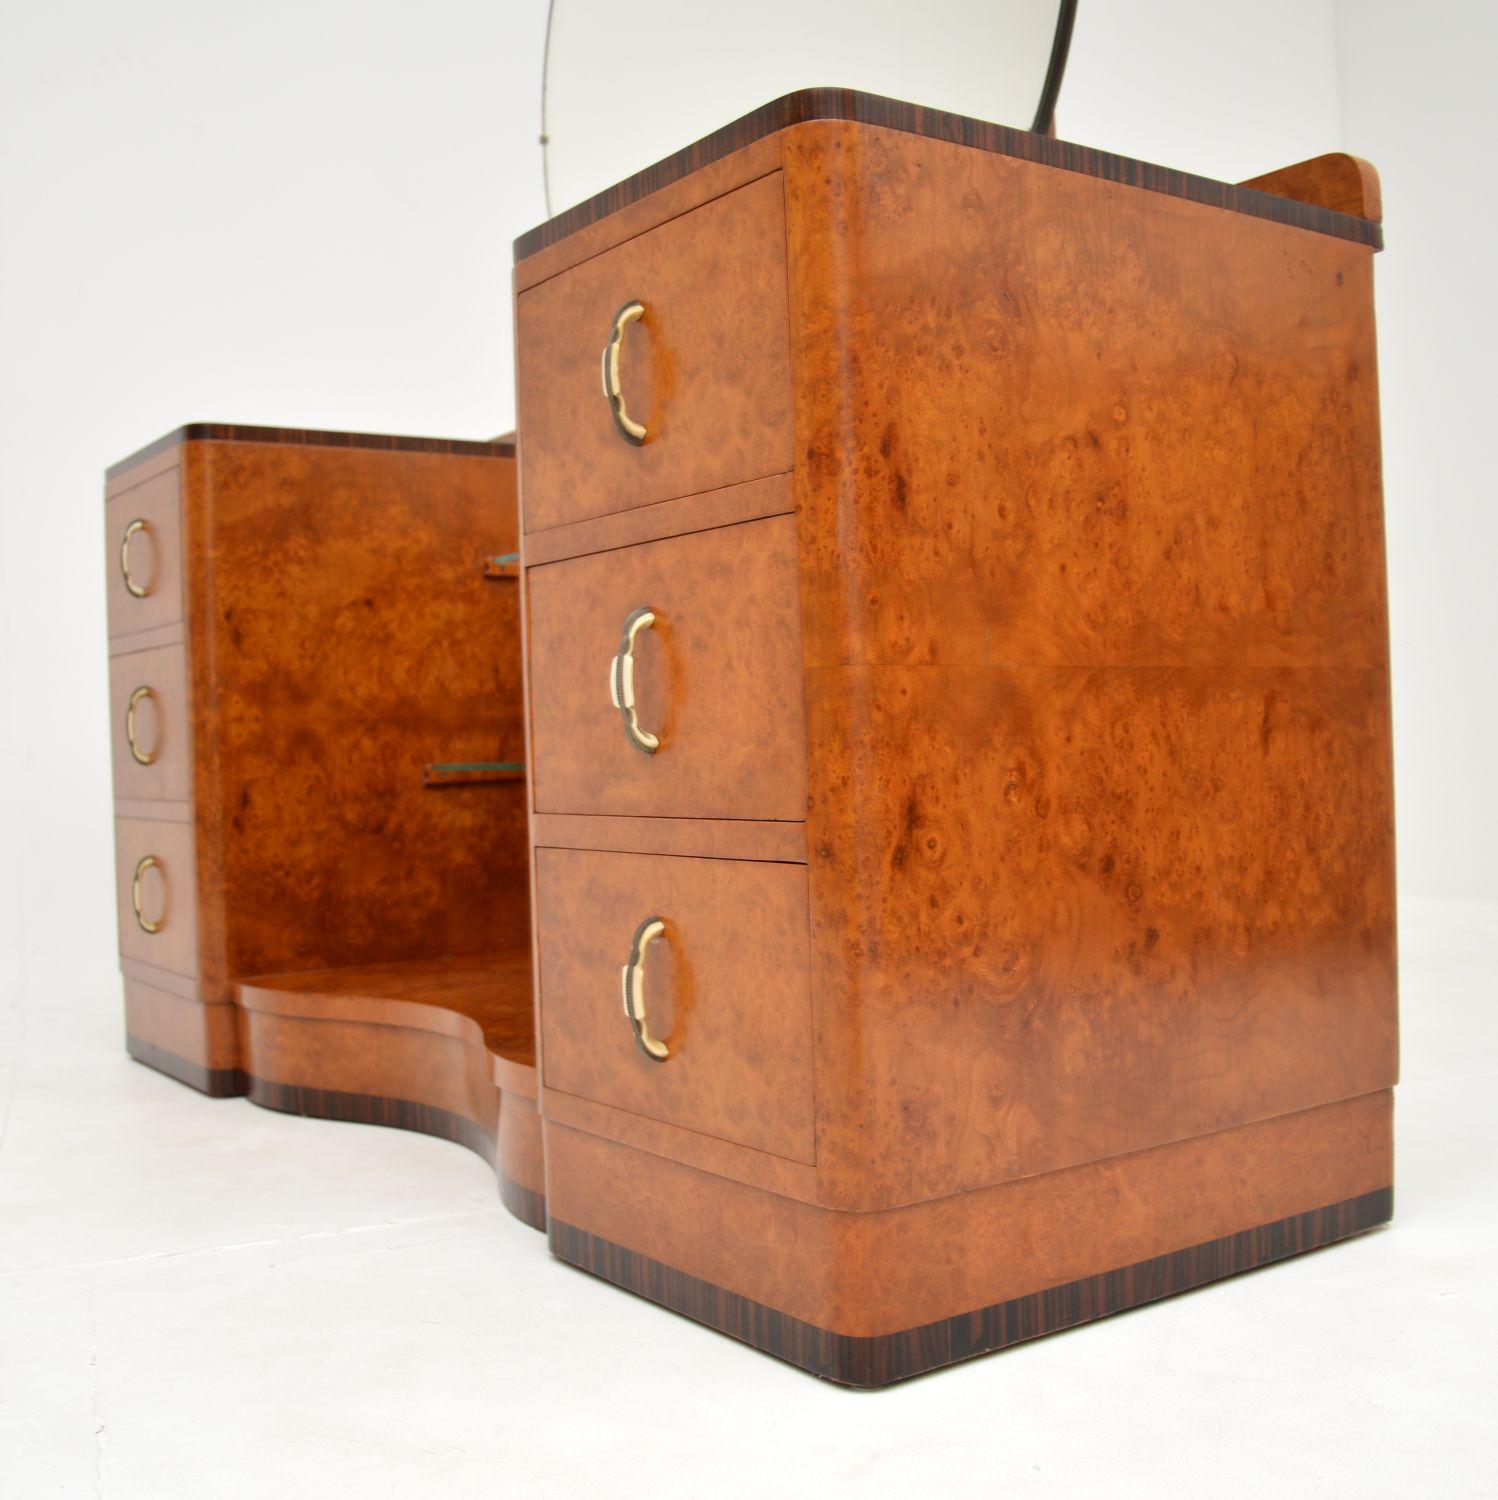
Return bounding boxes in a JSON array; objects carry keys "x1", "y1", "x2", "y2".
[
  {"x1": 125, "y1": 953, "x2": 546, "y2": 1231},
  {"x1": 245, "y1": 1075, "x2": 546, "y2": 1232}
]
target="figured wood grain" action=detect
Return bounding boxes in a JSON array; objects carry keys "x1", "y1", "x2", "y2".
[
  {"x1": 107, "y1": 643, "x2": 190, "y2": 803},
  {"x1": 180, "y1": 439, "x2": 529, "y2": 994},
  {"x1": 124, "y1": 978, "x2": 242, "y2": 1085},
  {"x1": 516, "y1": 173, "x2": 794, "y2": 531},
  {"x1": 237, "y1": 956, "x2": 544, "y2": 1217},
  {"x1": 775, "y1": 120, "x2": 1397, "y2": 1211},
  {"x1": 1240, "y1": 153, "x2": 1381, "y2": 222},
  {"x1": 107, "y1": 423, "x2": 512, "y2": 482},
  {"x1": 553, "y1": 1186, "x2": 1392, "y2": 1386},
  {"x1": 536, "y1": 848, "x2": 815, "y2": 1163},
  {"x1": 125, "y1": 955, "x2": 545, "y2": 1225},
  {"x1": 513, "y1": 89, "x2": 1383, "y2": 262},
  {"x1": 113, "y1": 816, "x2": 199, "y2": 978},
  {"x1": 526, "y1": 510, "x2": 807, "y2": 821},
  {"x1": 105, "y1": 466, "x2": 182, "y2": 639},
  {"x1": 544, "y1": 1090, "x2": 1392, "y2": 1366}
]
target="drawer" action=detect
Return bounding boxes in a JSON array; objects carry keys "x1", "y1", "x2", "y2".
[
  {"x1": 108, "y1": 643, "x2": 191, "y2": 804},
  {"x1": 527, "y1": 510, "x2": 807, "y2": 821},
  {"x1": 516, "y1": 172, "x2": 793, "y2": 532},
  {"x1": 537, "y1": 848, "x2": 814, "y2": 1163},
  {"x1": 114, "y1": 817, "x2": 198, "y2": 977},
  {"x1": 106, "y1": 467, "x2": 183, "y2": 637}
]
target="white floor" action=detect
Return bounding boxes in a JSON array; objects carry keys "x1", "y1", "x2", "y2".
[{"x1": 3, "y1": 899, "x2": 1495, "y2": 1498}]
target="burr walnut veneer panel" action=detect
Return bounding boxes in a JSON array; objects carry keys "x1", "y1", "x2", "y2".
[
  {"x1": 526, "y1": 508, "x2": 807, "y2": 821},
  {"x1": 536, "y1": 848, "x2": 815, "y2": 1162},
  {"x1": 513, "y1": 94, "x2": 1396, "y2": 1378},
  {"x1": 106, "y1": 426, "x2": 542, "y2": 1226},
  {"x1": 516, "y1": 172, "x2": 794, "y2": 531}
]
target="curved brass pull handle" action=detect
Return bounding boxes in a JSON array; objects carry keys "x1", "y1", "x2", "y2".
[
  {"x1": 120, "y1": 518, "x2": 154, "y2": 598},
  {"x1": 620, "y1": 916, "x2": 669, "y2": 1061},
  {"x1": 601, "y1": 299, "x2": 647, "y2": 445},
  {"x1": 609, "y1": 606, "x2": 659, "y2": 754},
  {"x1": 131, "y1": 855, "x2": 165, "y2": 934},
  {"x1": 126, "y1": 685, "x2": 159, "y2": 766}
]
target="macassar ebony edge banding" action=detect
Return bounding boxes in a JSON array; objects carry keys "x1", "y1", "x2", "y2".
[
  {"x1": 124, "y1": 1039, "x2": 547, "y2": 1231},
  {"x1": 513, "y1": 87, "x2": 1383, "y2": 262},
  {"x1": 550, "y1": 1187, "x2": 1394, "y2": 1387},
  {"x1": 247, "y1": 1078, "x2": 547, "y2": 1231},
  {"x1": 106, "y1": 423, "x2": 515, "y2": 482},
  {"x1": 126, "y1": 1033, "x2": 247, "y2": 1098}
]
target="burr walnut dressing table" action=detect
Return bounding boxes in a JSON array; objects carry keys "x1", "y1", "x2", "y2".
[
  {"x1": 109, "y1": 91, "x2": 1396, "y2": 1385},
  {"x1": 105, "y1": 424, "x2": 544, "y2": 1221}
]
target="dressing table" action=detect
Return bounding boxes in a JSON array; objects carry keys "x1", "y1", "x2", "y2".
[{"x1": 107, "y1": 87, "x2": 1395, "y2": 1384}]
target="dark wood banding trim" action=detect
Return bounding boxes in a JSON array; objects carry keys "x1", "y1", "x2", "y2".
[
  {"x1": 500, "y1": 1175, "x2": 548, "y2": 1232},
  {"x1": 247, "y1": 1076, "x2": 498, "y2": 1165},
  {"x1": 126, "y1": 1033, "x2": 247, "y2": 1097},
  {"x1": 550, "y1": 1187, "x2": 1393, "y2": 1386},
  {"x1": 107, "y1": 423, "x2": 515, "y2": 482},
  {"x1": 247, "y1": 1079, "x2": 546, "y2": 1231},
  {"x1": 126, "y1": 1039, "x2": 546, "y2": 1230},
  {"x1": 514, "y1": 87, "x2": 1382, "y2": 262}
]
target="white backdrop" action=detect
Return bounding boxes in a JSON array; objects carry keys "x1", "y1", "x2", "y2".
[{"x1": 0, "y1": 0, "x2": 1494, "y2": 1007}]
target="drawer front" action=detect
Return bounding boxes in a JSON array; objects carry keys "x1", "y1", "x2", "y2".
[
  {"x1": 517, "y1": 173, "x2": 793, "y2": 532},
  {"x1": 108, "y1": 643, "x2": 191, "y2": 804},
  {"x1": 527, "y1": 510, "x2": 807, "y2": 821},
  {"x1": 537, "y1": 848, "x2": 814, "y2": 1163},
  {"x1": 114, "y1": 817, "x2": 198, "y2": 977},
  {"x1": 106, "y1": 467, "x2": 183, "y2": 637}
]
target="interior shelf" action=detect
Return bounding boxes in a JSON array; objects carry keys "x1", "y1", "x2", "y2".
[{"x1": 237, "y1": 950, "x2": 536, "y2": 1078}]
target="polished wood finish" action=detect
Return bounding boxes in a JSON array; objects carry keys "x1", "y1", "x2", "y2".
[
  {"x1": 106, "y1": 422, "x2": 512, "y2": 482},
  {"x1": 514, "y1": 94, "x2": 1396, "y2": 1378},
  {"x1": 106, "y1": 466, "x2": 183, "y2": 638},
  {"x1": 108, "y1": 643, "x2": 190, "y2": 803},
  {"x1": 554, "y1": 1186, "x2": 1392, "y2": 1386},
  {"x1": 107, "y1": 426, "x2": 541, "y2": 1228},
  {"x1": 178, "y1": 437, "x2": 528, "y2": 988},
  {"x1": 544, "y1": 1090, "x2": 1391, "y2": 1384},
  {"x1": 237, "y1": 954, "x2": 543, "y2": 1217},
  {"x1": 113, "y1": 817, "x2": 199, "y2": 976},
  {"x1": 513, "y1": 88, "x2": 1383, "y2": 262},
  {"x1": 536, "y1": 849, "x2": 815, "y2": 1161},
  {"x1": 782, "y1": 121, "x2": 1394, "y2": 1212},
  {"x1": 526, "y1": 509, "x2": 807, "y2": 820},
  {"x1": 1240, "y1": 153, "x2": 1382, "y2": 221},
  {"x1": 517, "y1": 173, "x2": 794, "y2": 530}
]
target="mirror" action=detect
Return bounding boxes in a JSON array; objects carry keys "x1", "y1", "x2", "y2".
[{"x1": 540, "y1": 0, "x2": 1076, "y2": 217}]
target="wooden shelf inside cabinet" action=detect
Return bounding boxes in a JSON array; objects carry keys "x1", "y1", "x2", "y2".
[
  {"x1": 236, "y1": 952, "x2": 543, "y2": 1226},
  {"x1": 423, "y1": 761, "x2": 526, "y2": 788}
]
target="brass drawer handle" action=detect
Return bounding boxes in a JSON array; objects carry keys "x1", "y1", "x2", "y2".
[
  {"x1": 126, "y1": 685, "x2": 159, "y2": 765},
  {"x1": 601, "y1": 298, "x2": 647, "y2": 445},
  {"x1": 609, "y1": 606, "x2": 660, "y2": 754},
  {"x1": 120, "y1": 518, "x2": 154, "y2": 598},
  {"x1": 620, "y1": 916, "x2": 669, "y2": 1061},
  {"x1": 131, "y1": 855, "x2": 166, "y2": 934}
]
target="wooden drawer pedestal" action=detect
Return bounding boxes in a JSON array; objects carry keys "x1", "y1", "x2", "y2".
[
  {"x1": 105, "y1": 425, "x2": 544, "y2": 1226},
  {"x1": 515, "y1": 93, "x2": 1397, "y2": 1382}
]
